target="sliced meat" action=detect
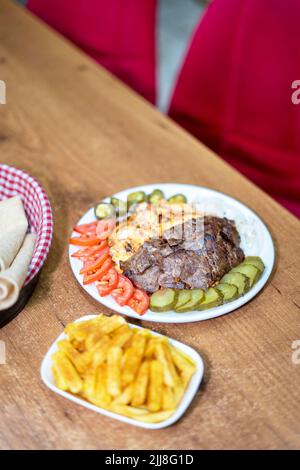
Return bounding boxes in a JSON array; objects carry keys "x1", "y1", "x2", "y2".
[
  {"x1": 180, "y1": 251, "x2": 214, "y2": 289},
  {"x1": 120, "y1": 239, "x2": 173, "y2": 275},
  {"x1": 158, "y1": 251, "x2": 186, "y2": 289},
  {"x1": 121, "y1": 215, "x2": 244, "y2": 292},
  {"x1": 123, "y1": 265, "x2": 161, "y2": 293}
]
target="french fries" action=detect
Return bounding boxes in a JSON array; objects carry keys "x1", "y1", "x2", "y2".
[
  {"x1": 95, "y1": 364, "x2": 111, "y2": 407},
  {"x1": 147, "y1": 360, "x2": 164, "y2": 412},
  {"x1": 107, "y1": 346, "x2": 122, "y2": 397},
  {"x1": 111, "y1": 324, "x2": 133, "y2": 348},
  {"x1": 131, "y1": 360, "x2": 149, "y2": 407},
  {"x1": 122, "y1": 330, "x2": 147, "y2": 387},
  {"x1": 155, "y1": 342, "x2": 178, "y2": 387},
  {"x1": 51, "y1": 314, "x2": 196, "y2": 423},
  {"x1": 162, "y1": 385, "x2": 176, "y2": 410},
  {"x1": 52, "y1": 351, "x2": 83, "y2": 394},
  {"x1": 112, "y1": 383, "x2": 133, "y2": 405}
]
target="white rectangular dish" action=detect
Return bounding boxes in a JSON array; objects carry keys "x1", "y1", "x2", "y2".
[{"x1": 41, "y1": 314, "x2": 204, "y2": 429}]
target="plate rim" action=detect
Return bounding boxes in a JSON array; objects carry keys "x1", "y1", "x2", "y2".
[{"x1": 68, "y1": 183, "x2": 276, "y2": 323}]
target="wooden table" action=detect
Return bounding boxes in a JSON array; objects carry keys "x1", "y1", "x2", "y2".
[{"x1": 0, "y1": 0, "x2": 299, "y2": 450}]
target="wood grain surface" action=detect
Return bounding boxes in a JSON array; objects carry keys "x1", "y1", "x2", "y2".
[{"x1": 0, "y1": 0, "x2": 299, "y2": 450}]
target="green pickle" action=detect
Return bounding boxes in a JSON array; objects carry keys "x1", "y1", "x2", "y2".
[
  {"x1": 168, "y1": 193, "x2": 187, "y2": 204},
  {"x1": 216, "y1": 283, "x2": 238, "y2": 303},
  {"x1": 148, "y1": 189, "x2": 165, "y2": 205},
  {"x1": 94, "y1": 202, "x2": 115, "y2": 220},
  {"x1": 198, "y1": 287, "x2": 222, "y2": 310},
  {"x1": 150, "y1": 288, "x2": 177, "y2": 312},
  {"x1": 110, "y1": 197, "x2": 127, "y2": 217},
  {"x1": 220, "y1": 272, "x2": 249, "y2": 295},
  {"x1": 176, "y1": 289, "x2": 204, "y2": 312},
  {"x1": 127, "y1": 191, "x2": 146, "y2": 207},
  {"x1": 231, "y1": 264, "x2": 260, "y2": 288},
  {"x1": 243, "y1": 256, "x2": 265, "y2": 273},
  {"x1": 174, "y1": 290, "x2": 191, "y2": 311}
]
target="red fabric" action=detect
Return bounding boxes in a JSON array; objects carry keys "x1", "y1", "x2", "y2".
[
  {"x1": 169, "y1": 0, "x2": 300, "y2": 217},
  {"x1": 27, "y1": 0, "x2": 157, "y2": 103}
]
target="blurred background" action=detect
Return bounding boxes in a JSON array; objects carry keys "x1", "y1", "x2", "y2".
[
  {"x1": 19, "y1": 0, "x2": 207, "y2": 112},
  {"x1": 16, "y1": 0, "x2": 300, "y2": 217}
]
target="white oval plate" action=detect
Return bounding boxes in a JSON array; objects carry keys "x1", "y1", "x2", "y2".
[
  {"x1": 69, "y1": 184, "x2": 275, "y2": 323},
  {"x1": 41, "y1": 314, "x2": 204, "y2": 429}
]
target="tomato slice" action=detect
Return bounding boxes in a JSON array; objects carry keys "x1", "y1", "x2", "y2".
[
  {"x1": 95, "y1": 268, "x2": 119, "y2": 296},
  {"x1": 128, "y1": 288, "x2": 150, "y2": 315},
  {"x1": 83, "y1": 258, "x2": 113, "y2": 285},
  {"x1": 79, "y1": 248, "x2": 110, "y2": 274},
  {"x1": 71, "y1": 242, "x2": 108, "y2": 259},
  {"x1": 111, "y1": 275, "x2": 134, "y2": 306},
  {"x1": 81, "y1": 258, "x2": 96, "y2": 272},
  {"x1": 96, "y1": 219, "x2": 116, "y2": 240},
  {"x1": 69, "y1": 235, "x2": 102, "y2": 247},
  {"x1": 73, "y1": 221, "x2": 98, "y2": 235}
]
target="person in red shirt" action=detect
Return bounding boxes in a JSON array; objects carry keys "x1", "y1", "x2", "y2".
[{"x1": 28, "y1": 0, "x2": 300, "y2": 217}]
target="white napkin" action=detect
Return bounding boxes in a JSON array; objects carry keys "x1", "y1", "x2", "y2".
[
  {"x1": 0, "y1": 196, "x2": 28, "y2": 271},
  {"x1": 0, "y1": 234, "x2": 36, "y2": 310}
]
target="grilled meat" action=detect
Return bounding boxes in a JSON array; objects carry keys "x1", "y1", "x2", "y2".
[{"x1": 121, "y1": 216, "x2": 244, "y2": 293}]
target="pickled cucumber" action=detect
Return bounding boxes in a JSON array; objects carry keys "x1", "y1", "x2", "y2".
[
  {"x1": 198, "y1": 287, "x2": 223, "y2": 310},
  {"x1": 174, "y1": 290, "x2": 191, "y2": 311},
  {"x1": 127, "y1": 191, "x2": 146, "y2": 207},
  {"x1": 216, "y1": 283, "x2": 238, "y2": 303},
  {"x1": 110, "y1": 197, "x2": 127, "y2": 217},
  {"x1": 176, "y1": 289, "x2": 204, "y2": 312},
  {"x1": 150, "y1": 289, "x2": 177, "y2": 312},
  {"x1": 220, "y1": 272, "x2": 249, "y2": 295},
  {"x1": 168, "y1": 194, "x2": 187, "y2": 204},
  {"x1": 243, "y1": 256, "x2": 265, "y2": 273},
  {"x1": 94, "y1": 202, "x2": 115, "y2": 220},
  {"x1": 231, "y1": 264, "x2": 260, "y2": 288},
  {"x1": 148, "y1": 189, "x2": 165, "y2": 205}
]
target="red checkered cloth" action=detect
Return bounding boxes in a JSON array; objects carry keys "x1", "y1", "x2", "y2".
[{"x1": 0, "y1": 164, "x2": 53, "y2": 286}]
